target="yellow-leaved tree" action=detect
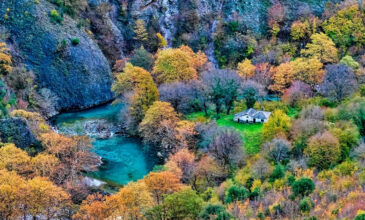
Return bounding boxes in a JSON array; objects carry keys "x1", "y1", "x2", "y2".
[
  {"x1": 270, "y1": 62, "x2": 295, "y2": 93},
  {"x1": 291, "y1": 57, "x2": 325, "y2": 88},
  {"x1": 112, "y1": 63, "x2": 159, "y2": 133},
  {"x1": 152, "y1": 46, "x2": 207, "y2": 84},
  {"x1": 262, "y1": 110, "x2": 291, "y2": 142},
  {"x1": 107, "y1": 180, "x2": 154, "y2": 219},
  {"x1": 271, "y1": 57, "x2": 324, "y2": 93},
  {"x1": 301, "y1": 33, "x2": 339, "y2": 64},
  {"x1": 0, "y1": 42, "x2": 12, "y2": 75},
  {"x1": 0, "y1": 143, "x2": 31, "y2": 175},
  {"x1": 237, "y1": 59, "x2": 256, "y2": 79}
]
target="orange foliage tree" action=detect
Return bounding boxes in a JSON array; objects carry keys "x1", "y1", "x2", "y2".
[{"x1": 144, "y1": 171, "x2": 183, "y2": 204}]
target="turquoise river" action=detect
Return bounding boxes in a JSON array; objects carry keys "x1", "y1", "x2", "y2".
[{"x1": 53, "y1": 103, "x2": 155, "y2": 185}]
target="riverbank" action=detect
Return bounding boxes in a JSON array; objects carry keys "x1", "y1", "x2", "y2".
[{"x1": 52, "y1": 103, "x2": 157, "y2": 187}]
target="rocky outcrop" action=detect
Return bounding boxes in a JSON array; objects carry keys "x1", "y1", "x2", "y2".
[
  {"x1": 0, "y1": 0, "x2": 113, "y2": 114},
  {"x1": 0, "y1": 117, "x2": 37, "y2": 149},
  {"x1": 98, "y1": 0, "x2": 342, "y2": 64}
]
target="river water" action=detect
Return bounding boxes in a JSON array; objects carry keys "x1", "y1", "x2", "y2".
[{"x1": 53, "y1": 103, "x2": 155, "y2": 185}]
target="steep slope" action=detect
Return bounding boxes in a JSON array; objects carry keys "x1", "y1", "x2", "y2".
[{"x1": 0, "y1": 0, "x2": 113, "y2": 114}]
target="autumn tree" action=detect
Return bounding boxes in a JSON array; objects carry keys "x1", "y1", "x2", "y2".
[
  {"x1": 340, "y1": 55, "x2": 361, "y2": 70},
  {"x1": 305, "y1": 131, "x2": 341, "y2": 169},
  {"x1": 330, "y1": 121, "x2": 360, "y2": 161},
  {"x1": 22, "y1": 177, "x2": 70, "y2": 219},
  {"x1": 159, "y1": 82, "x2": 194, "y2": 113},
  {"x1": 268, "y1": 2, "x2": 285, "y2": 37},
  {"x1": 301, "y1": 33, "x2": 339, "y2": 64},
  {"x1": 322, "y1": 5, "x2": 365, "y2": 50},
  {"x1": 262, "y1": 138, "x2": 291, "y2": 163},
  {"x1": 112, "y1": 63, "x2": 159, "y2": 133},
  {"x1": 319, "y1": 64, "x2": 357, "y2": 102},
  {"x1": 165, "y1": 148, "x2": 195, "y2": 184},
  {"x1": 73, "y1": 193, "x2": 111, "y2": 220},
  {"x1": 10, "y1": 110, "x2": 50, "y2": 136},
  {"x1": 290, "y1": 108, "x2": 328, "y2": 156},
  {"x1": 156, "y1": 33, "x2": 167, "y2": 48},
  {"x1": 179, "y1": 45, "x2": 208, "y2": 72},
  {"x1": 271, "y1": 57, "x2": 324, "y2": 93},
  {"x1": 0, "y1": 42, "x2": 12, "y2": 75},
  {"x1": 0, "y1": 169, "x2": 25, "y2": 219},
  {"x1": 134, "y1": 20, "x2": 149, "y2": 46},
  {"x1": 270, "y1": 62, "x2": 295, "y2": 93},
  {"x1": 144, "y1": 171, "x2": 183, "y2": 204},
  {"x1": 282, "y1": 81, "x2": 313, "y2": 107},
  {"x1": 40, "y1": 133, "x2": 98, "y2": 183},
  {"x1": 0, "y1": 143, "x2": 31, "y2": 175},
  {"x1": 208, "y1": 128, "x2": 245, "y2": 169},
  {"x1": 237, "y1": 59, "x2": 256, "y2": 79},
  {"x1": 291, "y1": 20, "x2": 311, "y2": 41},
  {"x1": 290, "y1": 57, "x2": 324, "y2": 88},
  {"x1": 152, "y1": 46, "x2": 207, "y2": 84},
  {"x1": 193, "y1": 155, "x2": 226, "y2": 191},
  {"x1": 162, "y1": 188, "x2": 203, "y2": 219},
  {"x1": 107, "y1": 180, "x2": 154, "y2": 219},
  {"x1": 31, "y1": 153, "x2": 60, "y2": 178},
  {"x1": 139, "y1": 101, "x2": 180, "y2": 157},
  {"x1": 252, "y1": 62, "x2": 274, "y2": 89},
  {"x1": 262, "y1": 110, "x2": 291, "y2": 142}
]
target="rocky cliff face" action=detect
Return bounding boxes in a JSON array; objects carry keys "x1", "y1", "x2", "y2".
[
  {"x1": 0, "y1": 0, "x2": 113, "y2": 114},
  {"x1": 0, "y1": 0, "x2": 344, "y2": 114},
  {"x1": 94, "y1": 0, "x2": 341, "y2": 65}
]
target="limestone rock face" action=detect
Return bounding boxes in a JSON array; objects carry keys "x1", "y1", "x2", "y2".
[
  {"x1": 0, "y1": 118, "x2": 37, "y2": 149},
  {"x1": 0, "y1": 0, "x2": 113, "y2": 114},
  {"x1": 102, "y1": 0, "x2": 341, "y2": 64}
]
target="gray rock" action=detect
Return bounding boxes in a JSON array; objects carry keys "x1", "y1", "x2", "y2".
[
  {"x1": 107, "y1": 0, "x2": 341, "y2": 63},
  {"x1": 0, "y1": 0, "x2": 113, "y2": 114},
  {"x1": 0, "y1": 117, "x2": 37, "y2": 149}
]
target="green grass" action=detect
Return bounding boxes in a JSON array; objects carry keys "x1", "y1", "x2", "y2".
[
  {"x1": 216, "y1": 115, "x2": 263, "y2": 154},
  {"x1": 185, "y1": 112, "x2": 263, "y2": 155}
]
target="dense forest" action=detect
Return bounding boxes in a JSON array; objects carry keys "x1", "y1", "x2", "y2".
[{"x1": 1, "y1": 0, "x2": 365, "y2": 219}]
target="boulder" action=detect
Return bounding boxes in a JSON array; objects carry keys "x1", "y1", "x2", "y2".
[{"x1": 0, "y1": 117, "x2": 37, "y2": 149}]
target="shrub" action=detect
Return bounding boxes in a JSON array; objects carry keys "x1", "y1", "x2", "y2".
[
  {"x1": 224, "y1": 185, "x2": 250, "y2": 204},
  {"x1": 355, "y1": 212, "x2": 365, "y2": 220},
  {"x1": 50, "y1": 9, "x2": 62, "y2": 23},
  {"x1": 269, "y1": 164, "x2": 285, "y2": 182},
  {"x1": 300, "y1": 197, "x2": 314, "y2": 213},
  {"x1": 360, "y1": 84, "x2": 365, "y2": 97},
  {"x1": 71, "y1": 38, "x2": 80, "y2": 45},
  {"x1": 130, "y1": 47, "x2": 154, "y2": 71},
  {"x1": 305, "y1": 131, "x2": 341, "y2": 169},
  {"x1": 291, "y1": 177, "x2": 315, "y2": 198}
]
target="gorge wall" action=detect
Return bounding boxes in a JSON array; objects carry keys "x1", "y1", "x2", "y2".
[{"x1": 0, "y1": 0, "x2": 343, "y2": 115}]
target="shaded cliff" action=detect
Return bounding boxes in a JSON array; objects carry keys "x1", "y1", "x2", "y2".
[{"x1": 0, "y1": 0, "x2": 113, "y2": 114}]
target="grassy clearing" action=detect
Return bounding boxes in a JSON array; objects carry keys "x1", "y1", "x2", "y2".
[
  {"x1": 216, "y1": 115, "x2": 263, "y2": 154},
  {"x1": 185, "y1": 112, "x2": 263, "y2": 155}
]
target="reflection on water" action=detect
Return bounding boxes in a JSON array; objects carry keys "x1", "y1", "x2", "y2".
[{"x1": 54, "y1": 103, "x2": 155, "y2": 185}]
